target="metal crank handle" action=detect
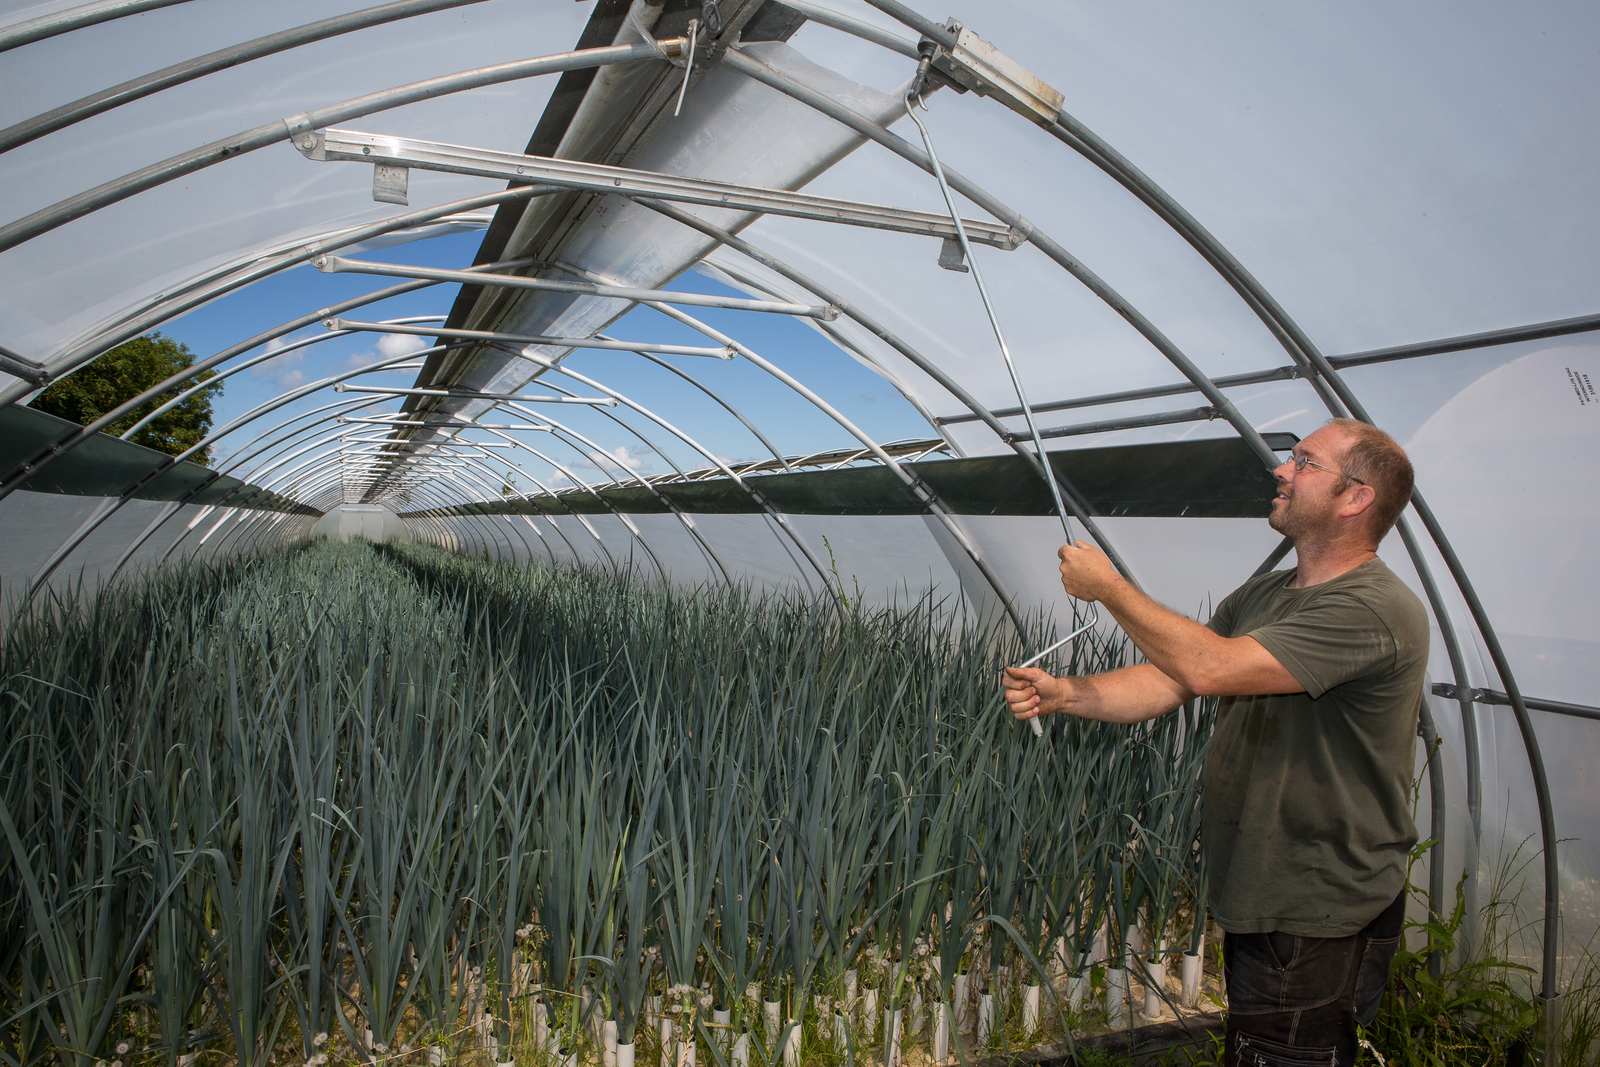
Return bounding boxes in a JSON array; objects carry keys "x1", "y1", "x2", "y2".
[{"x1": 1014, "y1": 608, "x2": 1100, "y2": 736}]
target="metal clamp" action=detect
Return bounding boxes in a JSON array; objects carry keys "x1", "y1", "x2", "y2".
[
  {"x1": 282, "y1": 112, "x2": 322, "y2": 154},
  {"x1": 1431, "y1": 681, "x2": 1488, "y2": 704}
]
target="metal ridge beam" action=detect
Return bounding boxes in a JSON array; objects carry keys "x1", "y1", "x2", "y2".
[{"x1": 301, "y1": 127, "x2": 1024, "y2": 250}]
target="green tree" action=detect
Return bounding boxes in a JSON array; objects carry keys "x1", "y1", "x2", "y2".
[{"x1": 29, "y1": 333, "x2": 223, "y2": 466}]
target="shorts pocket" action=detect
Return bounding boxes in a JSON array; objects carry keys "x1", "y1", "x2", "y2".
[{"x1": 1234, "y1": 1031, "x2": 1337, "y2": 1066}]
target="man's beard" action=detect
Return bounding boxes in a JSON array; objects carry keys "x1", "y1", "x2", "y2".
[{"x1": 1268, "y1": 494, "x2": 1304, "y2": 539}]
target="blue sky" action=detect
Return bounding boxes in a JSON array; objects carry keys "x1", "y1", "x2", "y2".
[{"x1": 159, "y1": 227, "x2": 933, "y2": 496}]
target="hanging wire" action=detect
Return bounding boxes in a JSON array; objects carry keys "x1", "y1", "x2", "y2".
[{"x1": 903, "y1": 90, "x2": 1098, "y2": 731}]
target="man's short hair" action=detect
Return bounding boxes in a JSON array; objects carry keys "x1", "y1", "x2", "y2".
[{"x1": 1327, "y1": 418, "x2": 1413, "y2": 540}]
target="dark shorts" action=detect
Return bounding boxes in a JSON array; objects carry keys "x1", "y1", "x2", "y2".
[{"x1": 1223, "y1": 890, "x2": 1406, "y2": 1067}]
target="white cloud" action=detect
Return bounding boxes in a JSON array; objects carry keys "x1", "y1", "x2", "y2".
[
  {"x1": 251, "y1": 344, "x2": 303, "y2": 380},
  {"x1": 376, "y1": 332, "x2": 430, "y2": 360},
  {"x1": 341, "y1": 331, "x2": 431, "y2": 372},
  {"x1": 247, "y1": 328, "x2": 431, "y2": 390},
  {"x1": 580, "y1": 445, "x2": 652, "y2": 476}
]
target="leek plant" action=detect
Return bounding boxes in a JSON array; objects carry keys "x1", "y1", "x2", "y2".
[{"x1": 2, "y1": 539, "x2": 1219, "y2": 1067}]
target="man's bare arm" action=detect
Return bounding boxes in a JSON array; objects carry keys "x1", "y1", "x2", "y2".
[
  {"x1": 1055, "y1": 541, "x2": 1305, "y2": 698},
  {"x1": 1002, "y1": 662, "x2": 1194, "y2": 725}
]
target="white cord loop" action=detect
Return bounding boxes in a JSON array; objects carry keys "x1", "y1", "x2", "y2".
[{"x1": 674, "y1": 19, "x2": 699, "y2": 116}]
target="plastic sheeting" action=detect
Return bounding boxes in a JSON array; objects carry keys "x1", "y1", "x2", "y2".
[{"x1": 2, "y1": 0, "x2": 1598, "y2": 973}]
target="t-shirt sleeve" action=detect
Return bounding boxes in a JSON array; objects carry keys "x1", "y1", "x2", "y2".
[
  {"x1": 1206, "y1": 588, "x2": 1240, "y2": 637},
  {"x1": 1246, "y1": 593, "x2": 1398, "y2": 700}
]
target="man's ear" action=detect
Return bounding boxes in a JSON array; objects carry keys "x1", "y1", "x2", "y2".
[{"x1": 1341, "y1": 483, "x2": 1377, "y2": 519}]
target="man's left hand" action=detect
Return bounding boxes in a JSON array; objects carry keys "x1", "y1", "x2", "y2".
[{"x1": 1057, "y1": 540, "x2": 1124, "y2": 603}]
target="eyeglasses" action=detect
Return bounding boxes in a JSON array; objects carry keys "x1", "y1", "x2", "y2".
[{"x1": 1290, "y1": 451, "x2": 1366, "y2": 485}]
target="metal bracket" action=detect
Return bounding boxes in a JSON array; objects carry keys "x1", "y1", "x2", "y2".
[
  {"x1": 936, "y1": 235, "x2": 969, "y2": 273},
  {"x1": 372, "y1": 163, "x2": 409, "y2": 206},
  {"x1": 925, "y1": 19, "x2": 1065, "y2": 126},
  {"x1": 283, "y1": 112, "x2": 323, "y2": 155},
  {"x1": 1431, "y1": 681, "x2": 1488, "y2": 704}
]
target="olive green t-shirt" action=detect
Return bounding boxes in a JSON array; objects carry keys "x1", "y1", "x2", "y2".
[{"x1": 1202, "y1": 557, "x2": 1429, "y2": 937}]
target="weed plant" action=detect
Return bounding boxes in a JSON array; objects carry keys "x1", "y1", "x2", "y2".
[
  {"x1": 1356, "y1": 834, "x2": 1600, "y2": 1067},
  {"x1": 0, "y1": 540, "x2": 1216, "y2": 1067}
]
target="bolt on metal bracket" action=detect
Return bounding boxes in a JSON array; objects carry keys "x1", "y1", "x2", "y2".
[{"x1": 282, "y1": 112, "x2": 321, "y2": 152}]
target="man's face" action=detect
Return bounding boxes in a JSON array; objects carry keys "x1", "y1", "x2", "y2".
[{"x1": 1268, "y1": 427, "x2": 1352, "y2": 540}]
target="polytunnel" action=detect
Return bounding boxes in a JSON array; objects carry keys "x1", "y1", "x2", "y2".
[{"x1": 2, "y1": 0, "x2": 1597, "y2": 1063}]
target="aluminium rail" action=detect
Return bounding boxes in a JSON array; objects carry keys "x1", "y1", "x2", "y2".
[
  {"x1": 941, "y1": 309, "x2": 1600, "y2": 427},
  {"x1": 300, "y1": 127, "x2": 1025, "y2": 251}
]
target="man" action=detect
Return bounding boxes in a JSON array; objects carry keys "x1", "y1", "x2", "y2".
[{"x1": 1002, "y1": 419, "x2": 1428, "y2": 1066}]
